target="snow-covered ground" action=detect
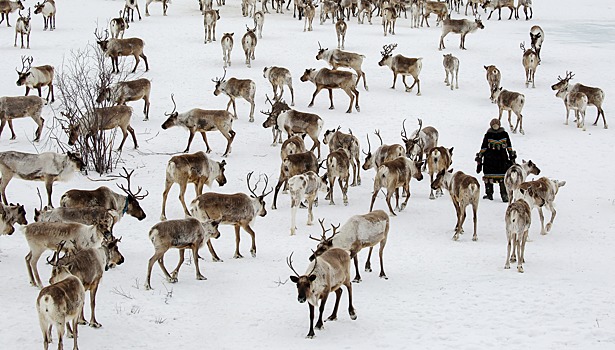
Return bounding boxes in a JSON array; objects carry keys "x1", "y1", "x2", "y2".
[{"x1": 1, "y1": 0, "x2": 614, "y2": 348}]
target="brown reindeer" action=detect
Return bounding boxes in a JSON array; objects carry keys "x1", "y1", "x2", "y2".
[
  {"x1": 95, "y1": 29, "x2": 149, "y2": 73},
  {"x1": 221, "y1": 32, "x2": 234, "y2": 68},
  {"x1": 426, "y1": 146, "x2": 453, "y2": 200},
  {"x1": 64, "y1": 105, "x2": 137, "y2": 151},
  {"x1": 281, "y1": 135, "x2": 307, "y2": 160},
  {"x1": 490, "y1": 87, "x2": 526, "y2": 134},
  {"x1": 60, "y1": 167, "x2": 148, "y2": 221},
  {"x1": 483, "y1": 0, "x2": 514, "y2": 20},
  {"x1": 0, "y1": 95, "x2": 45, "y2": 141},
  {"x1": 49, "y1": 237, "x2": 124, "y2": 327},
  {"x1": 287, "y1": 249, "x2": 356, "y2": 339},
  {"x1": 443, "y1": 53, "x2": 460, "y2": 90},
  {"x1": 504, "y1": 199, "x2": 531, "y2": 272},
  {"x1": 382, "y1": 5, "x2": 397, "y2": 36},
  {"x1": 309, "y1": 210, "x2": 389, "y2": 282},
  {"x1": 504, "y1": 160, "x2": 540, "y2": 204},
  {"x1": 145, "y1": 0, "x2": 169, "y2": 16},
  {"x1": 378, "y1": 44, "x2": 422, "y2": 95},
  {"x1": 0, "y1": 202, "x2": 27, "y2": 235},
  {"x1": 14, "y1": 8, "x2": 30, "y2": 49},
  {"x1": 323, "y1": 128, "x2": 361, "y2": 186},
  {"x1": 110, "y1": 10, "x2": 128, "y2": 39},
  {"x1": 551, "y1": 71, "x2": 607, "y2": 129},
  {"x1": 439, "y1": 15, "x2": 484, "y2": 50},
  {"x1": 212, "y1": 69, "x2": 256, "y2": 122},
  {"x1": 16, "y1": 55, "x2": 55, "y2": 103},
  {"x1": 516, "y1": 177, "x2": 566, "y2": 236},
  {"x1": 0, "y1": 0, "x2": 24, "y2": 27},
  {"x1": 145, "y1": 218, "x2": 220, "y2": 290},
  {"x1": 161, "y1": 94, "x2": 236, "y2": 155},
  {"x1": 203, "y1": 9, "x2": 219, "y2": 43},
  {"x1": 316, "y1": 43, "x2": 368, "y2": 90},
  {"x1": 484, "y1": 65, "x2": 501, "y2": 98},
  {"x1": 190, "y1": 172, "x2": 272, "y2": 260},
  {"x1": 241, "y1": 25, "x2": 257, "y2": 68},
  {"x1": 431, "y1": 169, "x2": 480, "y2": 241},
  {"x1": 325, "y1": 149, "x2": 351, "y2": 206},
  {"x1": 160, "y1": 151, "x2": 227, "y2": 220},
  {"x1": 123, "y1": 0, "x2": 142, "y2": 22},
  {"x1": 369, "y1": 156, "x2": 423, "y2": 215},
  {"x1": 517, "y1": 0, "x2": 532, "y2": 20},
  {"x1": 303, "y1": 2, "x2": 315, "y2": 31},
  {"x1": 300, "y1": 68, "x2": 360, "y2": 113},
  {"x1": 520, "y1": 42, "x2": 538, "y2": 88},
  {"x1": 421, "y1": 0, "x2": 448, "y2": 27},
  {"x1": 362, "y1": 131, "x2": 405, "y2": 171},
  {"x1": 96, "y1": 78, "x2": 151, "y2": 121},
  {"x1": 529, "y1": 25, "x2": 544, "y2": 61},
  {"x1": 335, "y1": 18, "x2": 347, "y2": 49},
  {"x1": 263, "y1": 66, "x2": 294, "y2": 106},
  {"x1": 272, "y1": 151, "x2": 318, "y2": 210}
]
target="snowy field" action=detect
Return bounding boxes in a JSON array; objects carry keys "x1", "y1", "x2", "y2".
[{"x1": 1, "y1": 0, "x2": 614, "y2": 348}]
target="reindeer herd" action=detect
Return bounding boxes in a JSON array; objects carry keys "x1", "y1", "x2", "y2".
[{"x1": 0, "y1": 0, "x2": 607, "y2": 347}]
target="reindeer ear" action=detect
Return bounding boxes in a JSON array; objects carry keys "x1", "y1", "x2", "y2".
[
  {"x1": 520, "y1": 188, "x2": 525, "y2": 195},
  {"x1": 210, "y1": 220, "x2": 220, "y2": 227},
  {"x1": 289, "y1": 276, "x2": 299, "y2": 283},
  {"x1": 484, "y1": 66, "x2": 488, "y2": 70},
  {"x1": 449, "y1": 147, "x2": 454, "y2": 155},
  {"x1": 448, "y1": 168, "x2": 453, "y2": 173},
  {"x1": 557, "y1": 180, "x2": 566, "y2": 187},
  {"x1": 308, "y1": 275, "x2": 317, "y2": 282}
]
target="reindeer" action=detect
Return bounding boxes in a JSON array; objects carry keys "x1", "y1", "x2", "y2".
[
  {"x1": 484, "y1": 65, "x2": 501, "y2": 98},
  {"x1": 37, "y1": 249, "x2": 85, "y2": 350},
  {"x1": 490, "y1": 87, "x2": 526, "y2": 134},
  {"x1": 33, "y1": 0, "x2": 55, "y2": 30},
  {"x1": 0, "y1": 151, "x2": 84, "y2": 207},
  {"x1": 24, "y1": 221, "x2": 112, "y2": 288},
  {"x1": 263, "y1": 66, "x2": 294, "y2": 106},
  {"x1": 272, "y1": 151, "x2": 318, "y2": 210},
  {"x1": 369, "y1": 156, "x2": 423, "y2": 215},
  {"x1": 0, "y1": 0, "x2": 24, "y2": 27},
  {"x1": 14, "y1": 9, "x2": 30, "y2": 49},
  {"x1": 49, "y1": 237, "x2": 124, "y2": 328},
  {"x1": 401, "y1": 118, "x2": 438, "y2": 165},
  {"x1": 145, "y1": 218, "x2": 220, "y2": 289},
  {"x1": 319, "y1": 0, "x2": 338, "y2": 24},
  {"x1": 504, "y1": 159, "x2": 540, "y2": 204},
  {"x1": 551, "y1": 71, "x2": 607, "y2": 129},
  {"x1": 335, "y1": 18, "x2": 347, "y2": 49},
  {"x1": 443, "y1": 53, "x2": 459, "y2": 90},
  {"x1": 426, "y1": 146, "x2": 453, "y2": 199},
  {"x1": 504, "y1": 199, "x2": 531, "y2": 273},
  {"x1": 316, "y1": 43, "x2": 368, "y2": 90},
  {"x1": 0, "y1": 202, "x2": 27, "y2": 235},
  {"x1": 123, "y1": 0, "x2": 142, "y2": 22},
  {"x1": 261, "y1": 99, "x2": 322, "y2": 157},
  {"x1": 382, "y1": 4, "x2": 396, "y2": 36},
  {"x1": 288, "y1": 171, "x2": 328, "y2": 235},
  {"x1": 439, "y1": 15, "x2": 484, "y2": 51},
  {"x1": 378, "y1": 44, "x2": 422, "y2": 95},
  {"x1": 361, "y1": 131, "x2": 405, "y2": 171},
  {"x1": 15, "y1": 55, "x2": 55, "y2": 103},
  {"x1": 110, "y1": 10, "x2": 129, "y2": 39},
  {"x1": 520, "y1": 42, "x2": 538, "y2": 88},
  {"x1": 287, "y1": 249, "x2": 356, "y2": 339},
  {"x1": 517, "y1": 0, "x2": 532, "y2": 20},
  {"x1": 292, "y1": 0, "x2": 306, "y2": 19},
  {"x1": 162, "y1": 94, "x2": 236, "y2": 157},
  {"x1": 200, "y1": 0, "x2": 213, "y2": 12},
  {"x1": 483, "y1": 0, "x2": 514, "y2": 20},
  {"x1": 281, "y1": 135, "x2": 306, "y2": 160},
  {"x1": 34, "y1": 206, "x2": 119, "y2": 233},
  {"x1": 465, "y1": 0, "x2": 485, "y2": 15},
  {"x1": 60, "y1": 167, "x2": 148, "y2": 221},
  {"x1": 221, "y1": 33, "x2": 234, "y2": 68},
  {"x1": 300, "y1": 68, "x2": 360, "y2": 113},
  {"x1": 357, "y1": 0, "x2": 373, "y2": 25},
  {"x1": 303, "y1": 2, "x2": 315, "y2": 31},
  {"x1": 421, "y1": 1, "x2": 448, "y2": 27},
  {"x1": 310, "y1": 211, "x2": 389, "y2": 282},
  {"x1": 325, "y1": 149, "x2": 351, "y2": 206},
  {"x1": 203, "y1": 9, "x2": 219, "y2": 43},
  {"x1": 64, "y1": 105, "x2": 138, "y2": 151},
  {"x1": 160, "y1": 151, "x2": 227, "y2": 220},
  {"x1": 190, "y1": 172, "x2": 272, "y2": 260},
  {"x1": 95, "y1": 29, "x2": 149, "y2": 73},
  {"x1": 409, "y1": 0, "x2": 420, "y2": 28},
  {"x1": 515, "y1": 177, "x2": 566, "y2": 236},
  {"x1": 529, "y1": 25, "x2": 544, "y2": 61},
  {"x1": 96, "y1": 78, "x2": 151, "y2": 121},
  {"x1": 323, "y1": 128, "x2": 361, "y2": 186},
  {"x1": 0, "y1": 95, "x2": 45, "y2": 141},
  {"x1": 241, "y1": 25, "x2": 258, "y2": 68},
  {"x1": 254, "y1": 10, "x2": 264, "y2": 38},
  {"x1": 145, "y1": 0, "x2": 169, "y2": 16},
  {"x1": 241, "y1": 0, "x2": 257, "y2": 17},
  {"x1": 212, "y1": 69, "x2": 256, "y2": 122},
  {"x1": 431, "y1": 169, "x2": 480, "y2": 241}
]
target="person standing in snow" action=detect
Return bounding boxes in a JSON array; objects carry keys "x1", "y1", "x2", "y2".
[{"x1": 475, "y1": 118, "x2": 516, "y2": 202}]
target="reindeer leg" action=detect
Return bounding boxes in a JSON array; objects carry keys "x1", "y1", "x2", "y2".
[
  {"x1": 206, "y1": 239, "x2": 222, "y2": 262},
  {"x1": 307, "y1": 304, "x2": 316, "y2": 338},
  {"x1": 0, "y1": 119, "x2": 6, "y2": 140},
  {"x1": 505, "y1": 235, "x2": 512, "y2": 269},
  {"x1": 0, "y1": 172, "x2": 13, "y2": 205},
  {"x1": 157, "y1": 254, "x2": 177, "y2": 283},
  {"x1": 160, "y1": 179, "x2": 173, "y2": 221},
  {"x1": 232, "y1": 224, "x2": 244, "y2": 259},
  {"x1": 400, "y1": 183, "x2": 411, "y2": 210},
  {"x1": 192, "y1": 246, "x2": 207, "y2": 280},
  {"x1": 328, "y1": 89, "x2": 336, "y2": 110},
  {"x1": 184, "y1": 131, "x2": 196, "y2": 153},
  {"x1": 386, "y1": 190, "x2": 396, "y2": 216},
  {"x1": 379, "y1": 238, "x2": 388, "y2": 279},
  {"x1": 452, "y1": 200, "x2": 461, "y2": 240},
  {"x1": 315, "y1": 294, "x2": 328, "y2": 329},
  {"x1": 8, "y1": 120, "x2": 17, "y2": 140},
  {"x1": 198, "y1": 132, "x2": 212, "y2": 154},
  {"x1": 243, "y1": 224, "x2": 257, "y2": 258},
  {"x1": 30, "y1": 251, "x2": 44, "y2": 288},
  {"x1": 222, "y1": 129, "x2": 235, "y2": 157},
  {"x1": 128, "y1": 125, "x2": 138, "y2": 148},
  {"x1": 89, "y1": 281, "x2": 102, "y2": 328},
  {"x1": 177, "y1": 181, "x2": 190, "y2": 217},
  {"x1": 545, "y1": 202, "x2": 556, "y2": 233},
  {"x1": 327, "y1": 289, "x2": 342, "y2": 321},
  {"x1": 353, "y1": 87, "x2": 360, "y2": 112},
  {"x1": 538, "y1": 207, "x2": 546, "y2": 235},
  {"x1": 346, "y1": 281, "x2": 357, "y2": 320},
  {"x1": 391, "y1": 72, "x2": 398, "y2": 89},
  {"x1": 44, "y1": 176, "x2": 54, "y2": 208}
]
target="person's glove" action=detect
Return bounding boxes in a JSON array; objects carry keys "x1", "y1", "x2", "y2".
[
  {"x1": 509, "y1": 150, "x2": 517, "y2": 164},
  {"x1": 475, "y1": 152, "x2": 483, "y2": 173}
]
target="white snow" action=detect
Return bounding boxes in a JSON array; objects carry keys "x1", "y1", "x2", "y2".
[{"x1": 0, "y1": 0, "x2": 614, "y2": 348}]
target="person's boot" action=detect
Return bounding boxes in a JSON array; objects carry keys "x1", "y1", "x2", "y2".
[
  {"x1": 499, "y1": 183, "x2": 509, "y2": 202},
  {"x1": 483, "y1": 183, "x2": 493, "y2": 200}
]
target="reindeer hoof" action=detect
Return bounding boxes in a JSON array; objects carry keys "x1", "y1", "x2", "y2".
[
  {"x1": 472, "y1": 236, "x2": 478, "y2": 241},
  {"x1": 250, "y1": 250, "x2": 256, "y2": 258},
  {"x1": 350, "y1": 312, "x2": 357, "y2": 320},
  {"x1": 90, "y1": 322, "x2": 102, "y2": 328},
  {"x1": 77, "y1": 320, "x2": 88, "y2": 326},
  {"x1": 233, "y1": 253, "x2": 244, "y2": 259},
  {"x1": 196, "y1": 274, "x2": 207, "y2": 280},
  {"x1": 517, "y1": 266, "x2": 524, "y2": 273},
  {"x1": 365, "y1": 267, "x2": 372, "y2": 272},
  {"x1": 504, "y1": 265, "x2": 510, "y2": 269},
  {"x1": 327, "y1": 315, "x2": 337, "y2": 321}
]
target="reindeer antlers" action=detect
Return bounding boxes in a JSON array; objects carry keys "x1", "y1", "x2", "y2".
[
  {"x1": 113, "y1": 167, "x2": 148, "y2": 200},
  {"x1": 557, "y1": 71, "x2": 575, "y2": 82},
  {"x1": 94, "y1": 27, "x2": 109, "y2": 41},
  {"x1": 287, "y1": 252, "x2": 300, "y2": 276},
  {"x1": 374, "y1": 130, "x2": 383, "y2": 146},
  {"x1": 16, "y1": 55, "x2": 33, "y2": 74},
  {"x1": 46, "y1": 241, "x2": 67, "y2": 266},
  {"x1": 212, "y1": 68, "x2": 227, "y2": 84},
  {"x1": 164, "y1": 93, "x2": 177, "y2": 116},
  {"x1": 401, "y1": 119, "x2": 408, "y2": 142},
  {"x1": 381, "y1": 43, "x2": 397, "y2": 57},
  {"x1": 362, "y1": 133, "x2": 372, "y2": 155},
  {"x1": 246, "y1": 172, "x2": 273, "y2": 198},
  {"x1": 520, "y1": 41, "x2": 526, "y2": 52}
]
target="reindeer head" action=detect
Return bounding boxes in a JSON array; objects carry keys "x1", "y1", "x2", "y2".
[
  {"x1": 315, "y1": 41, "x2": 328, "y2": 60},
  {"x1": 431, "y1": 169, "x2": 452, "y2": 191},
  {"x1": 551, "y1": 71, "x2": 574, "y2": 93},
  {"x1": 288, "y1": 251, "x2": 318, "y2": 304},
  {"x1": 212, "y1": 69, "x2": 228, "y2": 96},
  {"x1": 15, "y1": 0, "x2": 25, "y2": 11},
  {"x1": 103, "y1": 235, "x2": 124, "y2": 270},
  {"x1": 475, "y1": 16, "x2": 484, "y2": 29},
  {"x1": 96, "y1": 86, "x2": 112, "y2": 104},
  {"x1": 34, "y1": 2, "x2": 45, "y2": 14},
  {"x1": 66, "y1": 151, "x2": 86, "y2": 172},
  {"x1": 18, "y1": 8, "x2": 31, "y2": 28},
  {"x1": 308, "y1": 219, "x2": 340, "y2": 261},
  {"x1": 401, "y1": 118, "x2": 425, "y2": 160},
  {"x1": 94, "y1": 28, "x2": 110, "y2": 51},
  {"x1": 378, "y1": 43, "x2": 397, "y2": 66},
  {"x1": 361, "y1": 133, "x2": 374, "y2": 170},
  {"x1": 66, "y1": 122, "x2": 81, "y2": 146},
  {"x1": 300, "y1": 68, "x2": 316, "y2": 83},
  {"x1": 524, "y1": 160, "x2": 541, "y2": 176},
  {"x1": 246, "y1": 172, "x2": 273, "y2": 218},
  {"x1": 5, "y1": 203, "x2": 28, "y2": 228},
  {"x1": 161, "y1": 94, "x2": 179, "y2": 129},
  {"x1": 48, "y1": 241, "x2": 74, "y2": 284},
  {"x1": 322, "y1": 128, "x2": 339, "y2": 145},
  {"x1": 530, "y1": 31, "x2": 541, "y2": 46},
  {"x1": 114, "y1": 167, "x2": 148, "y2": 220},
  {"x1": 15, "y1": 55, "x2": 33, "y2": 87},
  {"x1": 490, "y1": 86, "x2": 503, "y2": 104},
  {"x1": 216, "y1": 160, "x2": 227, "y2": 187}
]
